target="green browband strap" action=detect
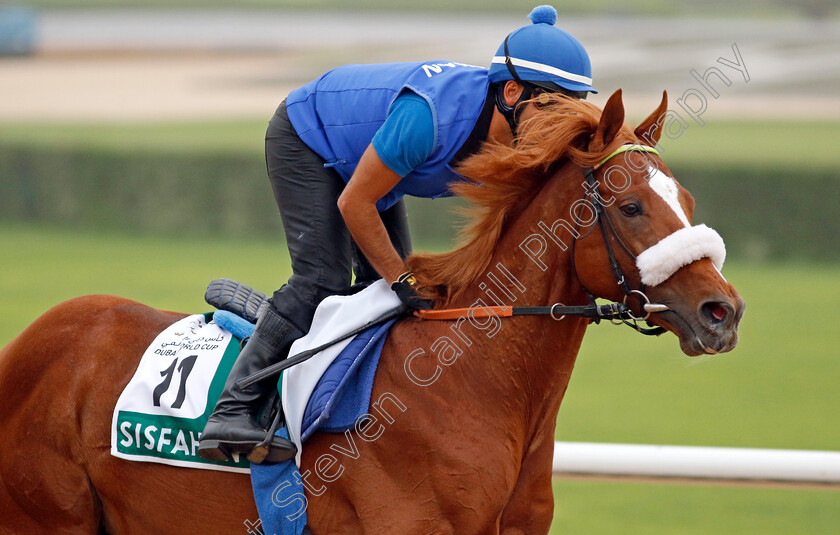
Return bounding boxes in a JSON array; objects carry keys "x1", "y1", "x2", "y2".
[{"x1": 597, "y1": 144, "x2": 660, "y2": 168}]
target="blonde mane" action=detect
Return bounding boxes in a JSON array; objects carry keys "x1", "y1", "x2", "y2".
[{"x1": 406, "y1": 94, "x2": 640, "y2": 305}]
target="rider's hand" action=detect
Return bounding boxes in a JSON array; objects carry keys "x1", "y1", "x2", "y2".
[{"x1": 390, "y1": 272, "x2": 434, "y2": 311}]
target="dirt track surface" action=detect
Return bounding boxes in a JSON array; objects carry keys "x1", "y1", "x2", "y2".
[
  {"x1": 0, "y1": 52, "x2": 299, "y2": 122},
  {"x1": 2, "y1": 10, "x2": 839, "y2": 122}
]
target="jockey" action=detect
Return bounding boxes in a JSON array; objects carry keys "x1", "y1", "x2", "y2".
[{"x1": 198, "y1": 5, "x2": 597, "y2": 464}]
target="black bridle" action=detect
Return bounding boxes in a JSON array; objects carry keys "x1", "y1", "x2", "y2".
[{"x1": 569, "y1": 159, "x2": 668, "y2": 336}]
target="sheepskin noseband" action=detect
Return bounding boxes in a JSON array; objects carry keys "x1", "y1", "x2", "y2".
[{"x1": 636, "y1": 224, "x2": 726, "y2": 287}]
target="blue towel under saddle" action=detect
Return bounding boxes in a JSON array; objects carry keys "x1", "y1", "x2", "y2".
[{"x1": 250, "y1": 317, "x2": 396, "y2": 535}]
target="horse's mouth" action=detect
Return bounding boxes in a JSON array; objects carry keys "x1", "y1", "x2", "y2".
[{"x1": 653, "y1": 308, "x2": 740, "y2": 357}]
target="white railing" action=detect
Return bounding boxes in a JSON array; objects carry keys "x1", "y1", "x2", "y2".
[{"x1": 553, "y1": 442, "x2": 840, "y2": 487}]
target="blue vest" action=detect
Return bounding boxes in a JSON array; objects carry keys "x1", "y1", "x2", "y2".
[{"x1": 286, "y1": 61, "x2": 490, "y2": 211}]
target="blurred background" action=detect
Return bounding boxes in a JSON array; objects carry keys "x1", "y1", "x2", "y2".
[{"x1": 1, "y1": 1, "x2": 838, "y2": 533}]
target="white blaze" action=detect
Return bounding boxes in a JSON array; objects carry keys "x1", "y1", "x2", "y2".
[{"x1": 647, "y1": 167, "x2": 690, "y2": 227}]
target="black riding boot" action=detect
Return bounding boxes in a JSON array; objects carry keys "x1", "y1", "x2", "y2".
[{"x1": 198, "y1": 306, "x2": 303, "y2": 464}]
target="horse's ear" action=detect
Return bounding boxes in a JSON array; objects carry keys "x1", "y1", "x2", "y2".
[
  {"x1": 634, "y1": 90, "x2": 668, "y2": 146},
  {"x1": 594, "y1": 89, "x2": 625, "y2": 149}
]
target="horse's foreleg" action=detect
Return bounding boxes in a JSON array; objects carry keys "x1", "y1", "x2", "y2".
[{"x1": 498, "y1": 432, "x2": 555, "y2": 535}]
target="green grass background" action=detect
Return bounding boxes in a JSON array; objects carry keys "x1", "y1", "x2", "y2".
[{"x1": 1, "y1": 224, "x2": 838, "y2": 534}]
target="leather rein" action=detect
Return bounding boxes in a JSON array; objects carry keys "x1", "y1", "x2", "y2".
[{"x1": 417, "y1": 145, "x2": 668, "y2": 337}]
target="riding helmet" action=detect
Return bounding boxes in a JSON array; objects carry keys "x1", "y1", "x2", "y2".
[{"x1": 488, "y1": 5, "x2": 597, "y2": 95}]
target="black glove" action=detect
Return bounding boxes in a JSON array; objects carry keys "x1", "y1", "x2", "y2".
[{"x1": 390, "y1": 272, "x2": 434, "y2": 311}]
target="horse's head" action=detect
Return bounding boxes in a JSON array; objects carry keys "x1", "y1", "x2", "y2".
[
  {"x1": 572, "y1": 90, "x2": 744, "y2": 355},
  {"x1": 408, "y1": 89, "x2": 744, "y2": 357}
]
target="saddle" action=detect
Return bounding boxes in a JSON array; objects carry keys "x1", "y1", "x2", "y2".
[{"x1": 203, "y1": 278, "x2": 396, "y2": 433}]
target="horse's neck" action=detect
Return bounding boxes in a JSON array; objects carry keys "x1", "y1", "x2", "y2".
[
  {"x1": 444, "y1": 162, "x2": 591, "y2": 423},
  {"x1": 450, "y1": 160, "x2": 588, "y2": 311}
]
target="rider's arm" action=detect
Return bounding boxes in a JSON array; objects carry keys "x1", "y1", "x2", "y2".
[
  {"x1": 337, "y1": 92, "x2": 434, "y2": 284},
  {"x1": 338, "y1": 146, "x2": 407, "y2": 284}
]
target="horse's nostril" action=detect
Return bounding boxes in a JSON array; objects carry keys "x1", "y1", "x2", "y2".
[{"x1": 702, "y1": 301, "x2": 729, "y2": 324}]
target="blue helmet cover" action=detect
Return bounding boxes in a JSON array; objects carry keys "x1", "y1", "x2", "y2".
[{"x1": 488, "y1": 5, "x2": 597, "y2": 94}]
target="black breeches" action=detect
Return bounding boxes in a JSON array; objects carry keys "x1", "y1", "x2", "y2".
[{"x1": 264, "y1": 100, "x2": 411, "y2": 332}]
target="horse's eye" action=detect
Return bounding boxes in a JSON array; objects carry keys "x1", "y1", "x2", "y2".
[{"x1": 620, "y1": 203, "x2": 642, "y2": 217}]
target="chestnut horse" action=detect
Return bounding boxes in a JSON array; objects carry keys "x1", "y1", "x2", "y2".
[{"x1": 0, "y1": 90, "x2": 743, "y2": 534}]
